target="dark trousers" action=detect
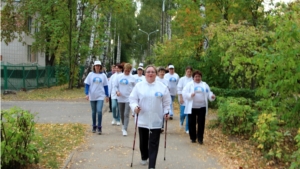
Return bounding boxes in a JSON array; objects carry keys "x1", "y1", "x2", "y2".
[
  {"x1": 188, "y1": 107, "x2": 206, "y2": 142},
  {"x1": 109, "y1": 97, "x2": 112, "y2": 112},
  {"x1": 139, "y1": 127, "x2": 161, "y2": 168}
]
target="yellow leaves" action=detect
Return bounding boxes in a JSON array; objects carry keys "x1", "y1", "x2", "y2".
[{"x1": 34, "y1": 123, "x2": 88, "y2": 168}]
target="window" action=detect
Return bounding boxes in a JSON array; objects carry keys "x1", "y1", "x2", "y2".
[
  {"x1": 28, "y1": 17, "x2": 32, "y2": 33},
  {"x1": 27, "y1": 45, "x2": 37, "y2": 63}
]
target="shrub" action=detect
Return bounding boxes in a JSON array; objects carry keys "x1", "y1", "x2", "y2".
[
  {"x1": 290, "y1": 128, "x2": 300, "y2": 169},
  {"x1": 217, "y1": 97, "x2": 256, "y2": 136},
  {"x1": 1, "y1": 107, "x2": 40, "y2": 169},
  {"x1": 209, "y1": 87, "x2": 259, "y2": 109},
  {"x1": 252, "y1": 112, "x2": 284, "y2": 160}
]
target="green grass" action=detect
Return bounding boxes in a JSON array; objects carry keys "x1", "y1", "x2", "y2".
[{"x1": 1, "y1": 85, "x2": 84, "y2": 101}]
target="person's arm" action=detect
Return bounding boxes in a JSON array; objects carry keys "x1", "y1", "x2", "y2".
[
  {"x1": 85, "y1": 84, "x2": 90, "y2": 95},
  {"x1": 162, "y1": 87, "x2": 172, "y2": 115},
  {"x1": 182, "y1": 82, "x2": 194, "y2": 101},
  {"x1": 114, "y1": 75, "x2": 120, "y2": 96},
  {"x1": 205, "y1": 83, "x2": 216, "y2": 101},
  {"x1": 177, "y1": 78, "x2": 184, "y2": 104}
]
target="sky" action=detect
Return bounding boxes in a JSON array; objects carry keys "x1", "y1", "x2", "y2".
[{"x1": 263, "y1": 0, "x2": 294, "y2": 11}]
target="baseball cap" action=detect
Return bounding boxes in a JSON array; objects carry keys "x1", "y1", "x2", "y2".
[
  {"x1": 94, "y1": 60, "x2": 101, "y2": 66},
  {"x1": 138, "y1": 67, "x2": 144, "y2": 70},
  {"x1": 168, "y1": 65, "x2": 174, "y2": 69}
]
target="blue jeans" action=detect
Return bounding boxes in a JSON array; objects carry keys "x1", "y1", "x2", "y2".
[
  {"x1": 170, "y1": 95, "x2": 175, "y2": 116},
  {"x1": 90, "y1": 100, "x2": 104, "y2": 128},
  {"x1": 112, "y1": 99, "x2": 120, "y2": 122},
  {"x1": 180, "y1": 105, "x2": 189, "y2": 131}
]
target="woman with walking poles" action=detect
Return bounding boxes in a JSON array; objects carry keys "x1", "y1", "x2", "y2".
[
  {"x1": 182, "y1": 70, "x2": 216, "y2": 144},
  {"x1": 84, "y1": 60, "x2": 109, "y2": 134},
  {"x1": 129, "y1": 65, "x2": 171, "y2": 169}
]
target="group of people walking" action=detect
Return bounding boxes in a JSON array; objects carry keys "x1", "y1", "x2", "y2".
[{"x1": 84, "y1": 61, "x2": 216, "y2": 169}]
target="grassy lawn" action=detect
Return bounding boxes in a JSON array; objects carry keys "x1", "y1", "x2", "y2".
[
  {"x1": 1, "y1": 85, "x2": 84, "y2": 101},
  {"x1": 1, "y1": 85, "x2": 88, "y2": 169},
  {"x1": 34, "y1": 123, "x2": 89, "y2": 169}
]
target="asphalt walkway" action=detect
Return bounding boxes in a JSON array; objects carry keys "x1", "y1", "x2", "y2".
[{"x1": 1, "y1": 101, "x2": 223, "y2": 169}]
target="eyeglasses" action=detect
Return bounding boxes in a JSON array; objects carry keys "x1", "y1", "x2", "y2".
[{"x1": 146, "y1": 71, "x2": 156, "y2": 74}]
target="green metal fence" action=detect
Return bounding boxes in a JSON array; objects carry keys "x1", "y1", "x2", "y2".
[{"x1": 1, "y1": 63, "x2": 85, "y2": 91}]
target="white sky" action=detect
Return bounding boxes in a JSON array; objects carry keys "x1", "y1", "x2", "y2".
[{"x1": 263, "y1": 0, "x2": 294, "y2": 11}]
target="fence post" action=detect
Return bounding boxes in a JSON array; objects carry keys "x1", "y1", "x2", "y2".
[
  {"x1": 22, "y1": 65, "x2": 25, "y2": 89},
  {"x1": 36, "y1": 65, "x2": 39, "y2": 88},
  {"x1": 47, "y1": 66, "x2": 50, "y2": 88},
  {"x1": 4, "y1": 65, "x2": 7, "y2": 90}
]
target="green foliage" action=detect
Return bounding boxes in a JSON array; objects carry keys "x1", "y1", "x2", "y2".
[
  {"x1": 217, "y1": 97, "x2": 256, "y2": 136},
  {"x1": 1, "y1": 107, "x2": 40, "y2": 169},
  {"x1": 253, "y1": 112, "x2": 284, "y2": 160},
  {"x1": 290, "y1": 128, "x2": 300, "y2": 169},
  {"x1": 209, "y1": 87, "x2": 258, "y2": 109}
]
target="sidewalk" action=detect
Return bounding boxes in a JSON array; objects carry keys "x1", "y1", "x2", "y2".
[{"x1": 1, "y1": 101, "x2": 223, "y2": 169}]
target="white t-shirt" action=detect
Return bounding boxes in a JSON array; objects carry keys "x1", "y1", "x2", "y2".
[
  {"x1": 155, "y1": 76, "x2": 169, "y2": 88},
  {"x1": 133, "y1": 74, "x2": 145, "y2": 83},
  {"x1": 114, "y1": 73, "x2": 136, "y2": 103},
  {"x1": 192, "y1": 82, "x2": 206, "y2": 108},
  {"x1": 109, "y1": 72, "x2": 121, "y2": 99},
  {"x1": 164, "y1": 73, "x2": 179, "y2": 96},
  {"x1": 84, "y1": 72, "x2": 108, "y2": 101},
  {"x1": 177, "y1": 76, "x2": 193, "y2": 105}
]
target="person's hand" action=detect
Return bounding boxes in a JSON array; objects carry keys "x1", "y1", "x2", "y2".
[
  {"x1": 85, "y1": 95, "x2": 89, "y2": 100},
  {"x1": 116, "y1": 91, "x2": 121, "y2": 96},
  {"x1": 105, "y1": 97, "x2": 109, "y2": 102},
  {"x1": 134, "y1": 106, "x2": 141, "y2": 114},
  {"x1": 179, "y1": 96, "x2": 184, "y2": 104},
  {"x1": 191, "y1": 93, "x2": 195, "y2": 97},
  {"x1": 164, "y1": 114, "x2": 169, "y2": 121},
  {"x1": 211, "y1": 94, "x2": 216, "y2": 100}
]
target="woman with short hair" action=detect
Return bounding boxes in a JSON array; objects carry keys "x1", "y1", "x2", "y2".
[
  {"x1": 129, "y1": 65, "x2": 171, "y2": 169},
  {"x1": 115, "y1": 63, "x2": 136, "y2": 136},
  {"x1": 182, "y1": 70, "x2": 216, "y2": 144}
]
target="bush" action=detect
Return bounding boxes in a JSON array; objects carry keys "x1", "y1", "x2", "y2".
[
  {"x1": 290, "y1": 128, "x2": 300, "y2": 169},
  {"x1": 1, "y1": 107, "x2": 40, "y2": 169},
  {"x1": 217, "y1": 97, "x2": 256, "y2": 136},
  {"x1": 209, "y1": 87, "x2": 259, "y2": 109},
  {"x1": 252, "y1": 112, "x2": 284, "y2": 160}
]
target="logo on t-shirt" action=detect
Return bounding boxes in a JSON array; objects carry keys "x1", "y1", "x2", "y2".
[
  {"x1": 135, "y1": 78, "x2": 142, "y2": 83},
  {"x1": 194, "y1": 86, "x2": 204, "y2": 93},
  {"x1": 169, "y1": 77, "x2": 177, "y2": 82},
  {"x1": 93, "y1": 77, "x2": 102, "y2": 84},
  {"x1": 155, "y1": 92, "x2": 163, "y2": 97},
  {"x1": 120, "y1": 79, "x2": 129, "y2": 85}
]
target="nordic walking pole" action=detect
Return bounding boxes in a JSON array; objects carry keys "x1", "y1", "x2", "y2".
[
  {"x1": 164, "y1": 114, "x2": 168, "y2": 161},
  {"x1": 131, "y1": 113, "x2": 139, "y2": 167}
]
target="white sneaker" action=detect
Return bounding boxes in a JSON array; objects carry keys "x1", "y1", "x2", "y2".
[
  {"x1": 116, "y1": 121, "x2": 121, "y2": 126},
  {"x1": 140, "y1": 160, "x2": 147, "y2": 165},
  {"x1": 186, "y1": 130, "x2": 189, "y2": 134},
  {"x1": 122, "y1": 129, "x2": 127, "y2": 136},
  {"x1": 111, "y1": 119, "x2": 116, "y2": 125}
]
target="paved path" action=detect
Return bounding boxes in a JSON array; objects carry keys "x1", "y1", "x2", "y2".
[{"x1": 1, "y1": 101, "x2": 223, "y2": 169}]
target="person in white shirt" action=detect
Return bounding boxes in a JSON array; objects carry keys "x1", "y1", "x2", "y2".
[
  {"x1": 164, "y1": 65, "x2": 179, "y2": 119},
  {"x1": 155, "y1": 67, "x2": 169, "y2": 88},
  {"x1": 115, "y1": 63, "x2": 136, "y2": 136},
  {"x1": 155, "y1": 66, "x2": 169, "y2": 132},
  {"x1": 84, "y1": 61, "x2": 109, "y2": 134},
  {"x1": 177, "y1": 66, "x2": 193, "y2": 134},
  {"x1": 133, "y1": 66, "x2": 145, "y2": 83},
  {"x1": 129, "y1": 65, "x2": 171, "y2": 169},
  {"x1": 109, "y1": 64, "x2": 123, "y2": 126},
  {"x1": 182, "y1": 70, "x2": 216, "y2": 145}
]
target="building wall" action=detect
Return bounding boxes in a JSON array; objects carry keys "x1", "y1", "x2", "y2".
[{"x1": 1, "y1": 34, "x2": 45, "y2": 66}]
